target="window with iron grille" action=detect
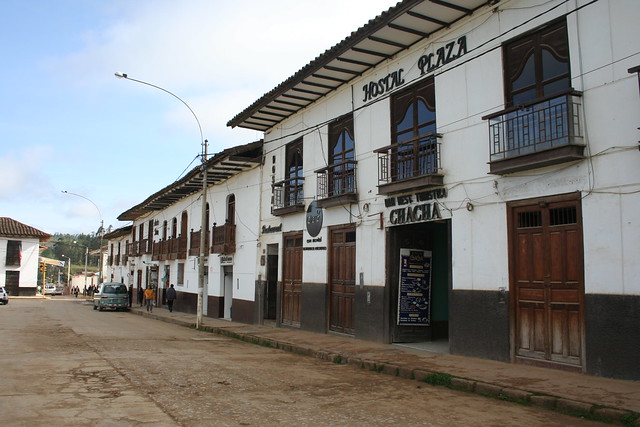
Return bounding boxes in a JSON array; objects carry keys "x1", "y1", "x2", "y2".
[
  {"x1": 317, "y1": 114, "x2": 356, "y2": 199},
  {"x1": 486, "y1": 19, "x2": 584, "y2": 173}
]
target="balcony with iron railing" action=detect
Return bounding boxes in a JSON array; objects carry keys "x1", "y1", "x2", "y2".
[
  {"x1": 484, "y1": 90, "x2": 584, "y2": 174},
  {"x1": 315, "y1": 160, "x2": 357, "y2": 208},
  {"x1": 272, "y1": 176, "x2": 305, "y2": 216},
  {"x1": 375, "y1": 133, "x2": 443, "y2": 195},
  {"x1": 211, "y1": 223, "x2": 236, "y2": 254}
]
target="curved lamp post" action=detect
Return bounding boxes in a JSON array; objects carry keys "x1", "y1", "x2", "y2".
[
  {"x1": 62, "y1": 190, "x2": 105, "y2": 284},
  {"x1": 114, "y1": 72, "x2": 209, "y2": 328}
]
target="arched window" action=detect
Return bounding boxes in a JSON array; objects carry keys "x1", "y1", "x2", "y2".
[
  {"x1": 391, "y1": 77, "x2": 437, "y2": 180},
  {"x1": 285, "y1": 139, "x2": 304, "y2": 206},
  {"x1": 227, "y1": 195, "x2": 235, "y2": 225},
  {"x1": 328, "y1": 114, "x2": 355, "y2": 196},
  {"x1": 504, "y1": 19, "x2": 570, "y2": 106},
  {"x1": 181, "y1": 211, "x2": 188, "y2": 237}
]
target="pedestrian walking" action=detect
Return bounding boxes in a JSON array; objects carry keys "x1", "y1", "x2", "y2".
[
  {"x1": 73, "y1": 286, "x2": 79, "y2": 298},
  {"x1": 144, "y1": 287, "x2": 155, "y2": 312},
  {"x1": 166, "y1": 284, "x2": 176, "y2": 313},
  {"x1": 128, "y1": 285, "x2": 133, "y2": 308}
]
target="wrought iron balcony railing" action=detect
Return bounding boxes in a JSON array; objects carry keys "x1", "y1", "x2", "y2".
[
  {"x1": 272, "y1": 176, "x2": 305, "y2": 215},
  {"x1": 375, "y1": 133, "x2": 442, "y2": 194},
  {"x1": 315, "y1": 160, "x2": 357, "y2": 200},
  {"x1": 486, "y1": 91, "x2": 584, "y2": 174}
]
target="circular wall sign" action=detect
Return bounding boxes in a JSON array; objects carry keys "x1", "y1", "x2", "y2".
[{"x1": 306, "y1": 201, "x2": 323, "y2": 237}]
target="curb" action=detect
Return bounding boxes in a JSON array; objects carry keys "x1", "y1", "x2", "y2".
[{"x1": 130, "y1": 309, "x2": 640, "y2": 426}]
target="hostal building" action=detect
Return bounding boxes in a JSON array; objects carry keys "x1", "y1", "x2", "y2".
[{"x1": 228, "y1": 0, "x2": 640, "y2": 380}]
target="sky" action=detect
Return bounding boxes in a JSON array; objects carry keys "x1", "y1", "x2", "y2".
[{"x1": 0, "y1": 0, "x2": 395, "y2": 236}]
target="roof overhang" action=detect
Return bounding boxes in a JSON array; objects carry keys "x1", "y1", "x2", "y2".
[
  {"x1": 227, "y1": 0, "x2": 492, "y2": 131},
  {"x1": 103, "y1": 225, "x2": 133, "y2": 240},
  {"x1": 118, "y1": 140, "x2": 263, "y2": 221}
]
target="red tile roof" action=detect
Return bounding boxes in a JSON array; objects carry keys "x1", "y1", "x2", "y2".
[{"x1": 0, "y1": 217, "x2": 51, "y2": 241}]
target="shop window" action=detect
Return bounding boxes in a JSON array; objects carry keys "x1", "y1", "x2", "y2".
[
  {"x1": 316, "y1": 114, "x2": 357, "y2": 207},
  {"x1": 273, "y1": 138, "x2": 305, "y2": 215},
  {"x1": 485, "y1": 19, "x2": 584, "y2": 174},
  {"x1": 5, "y1": 240, "x2": 21, "y2": 266},
  {"x1": 376, "y1": 77, "x2": 442, "y2": 195}
]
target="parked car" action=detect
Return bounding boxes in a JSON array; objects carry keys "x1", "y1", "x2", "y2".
[
  {"x1": 0, "y1": 287, "x2": 8, "y2": 305},
  {"x1": 44, "y1": 284, "x2": 61, "y2": 296},
  {"x1": 93, "y1": 282, "x2": 129, "y2": 311}
]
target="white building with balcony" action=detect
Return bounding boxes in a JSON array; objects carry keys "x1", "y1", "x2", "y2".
[
  {"x1": 107, "y1": 141, "x2": 263, "y2": 320},
  {"x1": 228, "y1": 0, "x2": 640, "y2": 380}
]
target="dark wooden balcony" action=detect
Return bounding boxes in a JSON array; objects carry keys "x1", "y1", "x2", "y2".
[
  {"x1": 484, "y1": 91, "x2": 584, "y2": 175},
  {"x1": 127, "y1": 241, "x2": 137, "y2": 256},
  {"x1": 211, "y1": 223, "x2": 236, "y2": 254},
  {"x1": 375, "y1": 133, "x2": 443, "y2": 195},
  {"x1": 140, "y1": 238, "x2": 151, "y2": 255},
  {"x1": 189, "y1": 230, "x2": 210, "y2": 256}
]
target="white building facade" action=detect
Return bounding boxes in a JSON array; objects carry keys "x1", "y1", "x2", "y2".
[
  {"x1": 107, "y1": 141, "x2": 263, "y2": 320},
  {"x1": 228, "y1": 0, "x2": 640, "y2": 380},
  {"x1": 0, "y1": 217, "x2": 51, "y2": 296}
]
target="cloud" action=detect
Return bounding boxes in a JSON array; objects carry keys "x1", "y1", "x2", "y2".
[{"x1": 0, "y1": 145, "x2": 56, "y2": 200}]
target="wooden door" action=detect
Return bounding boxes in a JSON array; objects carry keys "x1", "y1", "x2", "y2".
[
  {"x1": 282, "y1": 233, "x2": 302, "y2": 326},
  {"x1": 509, "y1": 194, "x2": 584, "y2": 369},
  {"x1": 329, "y1": 227, "x2": 356, "y2": 334}
]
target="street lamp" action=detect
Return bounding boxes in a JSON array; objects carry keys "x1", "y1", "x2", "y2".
[
  {"x1": 73, "y1": 241, "x2": 89, "y2": 293},
  {"x1": 62, "y1": 190, "x2": 105, "y2": 283},
  {"x1": 115, "y1": 72, "x2": 209, "y2": 328},
  {"x1": 61, "y1": 254, "x2": 72, "y2": 293}
]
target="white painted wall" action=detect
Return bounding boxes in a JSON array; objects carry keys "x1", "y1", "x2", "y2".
[
  {"x1": 0, "y1": 237, "x2": 40, "y2": 289},
  {"x1": 257, "y1": 0, "x2": 640, "y2": 297}
]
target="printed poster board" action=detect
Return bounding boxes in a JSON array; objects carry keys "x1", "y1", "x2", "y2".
[{"x1": 397, "y1": 248, "x2": 432, "y2": 326}]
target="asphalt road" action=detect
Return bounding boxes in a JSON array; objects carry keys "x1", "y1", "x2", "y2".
[{"x1": 0, "y1": 298, "x2": 603, "y2": 426}]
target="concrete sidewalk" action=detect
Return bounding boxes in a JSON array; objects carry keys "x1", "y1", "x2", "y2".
[{"x1": 129, "y1": 305, "x2": 640, "y2": 425}]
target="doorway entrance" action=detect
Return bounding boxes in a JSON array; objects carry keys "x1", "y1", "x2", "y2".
[
  {"x1": 388, "y1": 220, "x2": 450, "y2": 343},
  {"x1": 264, "y1": 244, "x2": 278, "y2": 320},
  {"x1": 282, "y1": 232, "x2": 302, "y2": 327},
  {"x1": 508, "y1": 193, "x2": 584, "y2": 370},
  {"x1": 329, "y1": 226, "x2": 356, "y2": 335},
  {"x1": 223, "y1": 267, "x2": 233, "y2": 320}
]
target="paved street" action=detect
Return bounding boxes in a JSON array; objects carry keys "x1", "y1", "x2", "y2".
[{"x1": 0, "y1": 298, "x2": 603, "y2": 426}]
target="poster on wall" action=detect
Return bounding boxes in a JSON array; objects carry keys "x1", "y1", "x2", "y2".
[{"x1": 397, "y1": 248, "x2": 432, "y2": 326}]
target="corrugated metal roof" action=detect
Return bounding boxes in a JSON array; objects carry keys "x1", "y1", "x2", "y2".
[
  {"x1": 0, "y1": 217, "x2": 51, "y2": 241},
  {"x1": 117, "y1": 140, "x2": 263, "y2": 221},
  {"x1": 227, "y1": 0, "x2": 491, "y2": 131}
]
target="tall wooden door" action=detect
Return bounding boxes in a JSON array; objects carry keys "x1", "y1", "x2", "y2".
[
  {"x1": 329, "y1": 227, "x2": 356, "y2": 334},
  {"x1": 282, "y1": 233, "x2": 302, "y2": 327},
  {"x1": 509, "y1": 194, "x2": 584, "y2": 369}
]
